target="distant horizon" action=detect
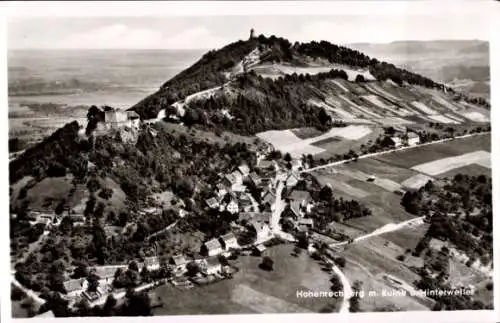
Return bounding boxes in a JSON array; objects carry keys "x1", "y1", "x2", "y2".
[{"x1": 8, "y1": 38, "x2": 489, "y2": 51}]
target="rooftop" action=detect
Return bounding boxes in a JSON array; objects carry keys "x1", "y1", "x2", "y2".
[
  {"x1": 204, "y1": 238, "x2": 222, "y2": 251},
  {"x1": 288, "y1": 190, "x2": 312, "y2": 202}
]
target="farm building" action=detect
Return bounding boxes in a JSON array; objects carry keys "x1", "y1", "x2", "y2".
[
  {"x1": 144, "y1": 256, "x2": 160, "y2": 270},
  {"x1": 253, "y1": 244, "x2": 267, "y2": 256},
  {"x1": 407, "y1": 132, "x2": 420, "y2": 146},
  {"x1": 286, "y1": 172, "x2": 300, "y2": 188},
  {"x1": 198, "y1": 257, "x2": 222, "y2": 275},
  {"x1": 170, "y1": 254, "x2": 189, "y2": 271},
  {"x1": 219, "y1": 232, "x2": 239, "y2": 250},
  {"x1": 249, "y1": 172, "x2": 261, "y2": 186},
  {"x1": 216, "y1": 183, "x2": 227, "y2": 197},
  {"x1": 249, "y1": 220, "x2": 271, "y2": 241},
  {"x1": 289, "y1": 201, "x2": 304, "y2": 218},
  {"x1": 257, "y1": 160, "x2": 276, "y2": 171},
  {"x1": 63, "y1": 278, "x2": 88, "y2": 298},
  {"x1": 238, "y1": 164, "x2": 251, "y2": 177},
  {"x1": 298, "y1": 218, "x2": 314, "y2": 228},
  {"x1": 225, "y1": 198, "x2": 239, "y2": 214},
  {"x1": 390, "y1": 136, "x2": 403, "y2": 148},
  {"x1": 287, "y1": 190, "x2": 312, "y2": 206},
  {"x1": 261, "y1": 190, "x2": 276, "y2": 210},
  {"x1": 291, "y1": 159, "x2": 303, "y2": 171},
  {"x1": 201, "y1": 238, "x2": 224, "y2": 256},
  {"x1": 205, "y1": 197, "x2": 219, "y2": 209}
]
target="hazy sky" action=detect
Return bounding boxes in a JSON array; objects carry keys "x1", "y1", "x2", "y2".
[{"x1": 9, "y1": 14, "x2": 491, "y2": 50}]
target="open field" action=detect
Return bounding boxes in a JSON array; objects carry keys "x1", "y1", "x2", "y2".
[
  {"x1": 436, "y1": 163, "x2": 491, "y2": 179},
  {"x1": 411, "y1": 150, "x2": 490, "y2": 176},
  {"x1": 257, "y1": 125, "x2": 374, "y2": 158},
  {"x1": 151, "y1": 244, "x2": 337, "y2": 315},
  {"x1": 341, "y1": 258, "x2": 430, "y2": 312},
  {"x1": 373, "y1": 134, "x2": 491, "y2": 169},
  {"x1": 379, "y1": 224, "x2": 430, "y2": 253}
]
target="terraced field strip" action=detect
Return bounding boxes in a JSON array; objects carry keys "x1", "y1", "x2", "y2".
[
  {"x1": 365, "y1": 83, "x2": 402, "y2": 103},
  {"x1": 338, "y1": 94, "x2": 382, "y2": 118},
  {"x1": 427, "y1": 114, "x2": 460, "y2": 124},
  {"x1": 330, "y1": 79, "x2": 350, "y2": 93},
  {"x1": 363, "y1": 95, "x2": 406, "y2": 117},
  {"x1": 429, "y1": 92, "x2": 461, "y2": 112},
  {"x1": 410, "y1": 101, "x2": 437, "y2": 115},
  {"x1": 411, "y1": 150, "x2": 491, "y2": 176}
]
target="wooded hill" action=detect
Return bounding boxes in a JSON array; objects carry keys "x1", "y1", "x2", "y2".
[{"x1": 130, "y1": 34, "x2": 489, "y2": 125}]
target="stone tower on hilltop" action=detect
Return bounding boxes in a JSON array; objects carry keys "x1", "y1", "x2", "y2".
[{"x1": 249, "y1": 28, "x2": 255, "y2": 40}]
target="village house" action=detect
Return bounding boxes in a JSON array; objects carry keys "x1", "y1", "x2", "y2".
[
  {"x1": 239, "y1": 196, "x2": 254, "y2": 212},
  {"x1": 219, "y1": 232, "x2": 239, "y2": 250},
  {"x1": 407, "y1": 132, "x2": 420, "y2": 146},
  {"x1": 170, "y1": 254, "x2": 189, "y2": 271},
  {"x1": 226, "y1": 197, "x2": 239, "y2": 214},
  {"x1": 258, "y1": 177, "x2": 275, "y2": 191},
  {"x1": 238, "y1": 212, "x2": 256, "y2": 224},
  {"x1": 238, "y1": 164, "x2": 251, "y2": 178},
  {"x1": 249, "y1": 220, "x2": 271, "y2": 241},
  {"x1": 291, "y1": 159, "x2": 303, "y2": 172},
  {"x1": 297, "y1": 218, "x2": 314, "y2": 228},
  {"x1": 63, "y1": 278, "x2": 88, "y2": 298},
  {"x1": 92, "y1": 265, "x2": 124, "y2": 283},
  {"x1": 205, "y1": 197, "x2": 219, "y2": 209},
  {"x1": 249, "y1": 172, "x2": 261, "y2": 186},
  {"x1": 216, "y1": 183, "x2": 227, "y2": 198},
  {"x1": 82, "y1": 288, "x2": 103, "y2": 302},
  {"x1": 253, "y1": 244, "x2": 267, "y2": 256},
  {"x1": 144, "y1": 256, "x2": 161, "y2": 270},
  {"x1": 70, "y1": 214, "x2": 86, "y2": 226},
  {"x1": 289, "y1": 200, "x2": 304, "y2": 218},
  {"x1": 198, "y1": 257, "x2": 222, "y2": 276},
  {"x1": 287, "y1": 190, "x2": 312, "y2": 207},
  {"x1": 261, "y1": 190, "x2": 276, "y2": 210},
  {"x1": 285, "y1": 172, "x2": 300, "y2": 188},
  {"x1": 256, "y1": 160, "x2": 276, "y2": 172},
  {"x1": 231, "y1": 171, "x2": 244, "y2": 185},
  {"x1": 390, "y1": 136, "x2": 403, "y2": 148},
  {"x1": 201, "y1": 238, "x2": 224, "y2": 256}
]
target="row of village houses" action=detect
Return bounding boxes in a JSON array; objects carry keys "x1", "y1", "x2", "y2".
[{"x1": 205, "y1": 160, "x2": 303, "y2": 215}]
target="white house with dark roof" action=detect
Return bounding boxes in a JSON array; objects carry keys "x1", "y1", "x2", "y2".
[
  {"x1": 238, "y1": 164, "x2": 251, "y2": 177},
  {"x1": 257, "y1": 160, "x2": 276, "y2": 171},
  {"x1": 287, "y1": 190, "x2": 312, "y2": 206},
  {"x1": 249, "y1": 220, "x2": 271, "y2": 241},
  {"x1": 142, "y1": 256, "x2": 160, "y2": 270},
  {"x1": 198, "y1": 257, "x2": 222, "y2": 275},
  {"x1": 63, "y1": 278, "x2": 88, "y2": 298},
  {"x1": 201, "y1": 238, "x2": 224, "y2": 256},
  {"x1": 216, "y1": 183, "x2": 227, "y2": 197},
  {"x1": 249, "y1": 172, "x2": 261, "y2": 186},
  {"x1": 407, "y1": 131, "x2": 420, "y2": 146},
  {"x1": 286, "y1": 172, "x2": 300, "y2": 188},
  {"x1": 170, "y1": 254, "x2": 189, "y2": 271},
  {"x1": 291, "y1": 160, "x2": 303, "y2": 172},
  {"x1": 206, "y1": 197, "x2": 219, "y2": 209},
  {"x1": 231, "y1": 171, "x2": 244, "y2": 185},
  {"x1": 219, "y1": 232, "x2": 239, "y2": 250},
  {"x1": 298, "y1": 218, "x2": 314, "y2": 228}
]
